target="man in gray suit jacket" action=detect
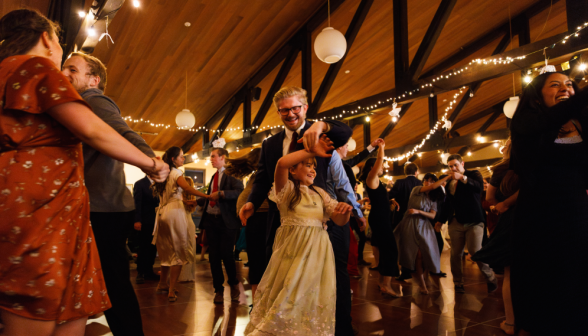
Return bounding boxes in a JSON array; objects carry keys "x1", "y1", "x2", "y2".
[{"x1": 201, "y1": 147, "x2": 244, "y2": 303}]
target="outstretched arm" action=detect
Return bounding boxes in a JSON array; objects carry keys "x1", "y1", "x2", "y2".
[
  {"x1": 366, "y1": 142, "x2": 385, "y2": 190},
  {"x1": 420, "y1": 175, "x2": 452, "y2": 193},
  {"x1": 177, "y1": 176, "x2": 209, "y2": 198}
]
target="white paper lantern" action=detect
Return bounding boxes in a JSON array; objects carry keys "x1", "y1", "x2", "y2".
[
  {"x1": 176, "y1": 108, "x2": 195, "y2": 128},
  {"x1": 503, "y1": 96, "x2": 519, "y2": 119},
  {"x1": 347, "y1": 138, "x2": 357, "y2": 151},
  {"x1": 314, "y1": 27, "x2": 347, "y2": 64},
  {"x1": 440, "y1": 153, "x2": 449, "y2": 165}
]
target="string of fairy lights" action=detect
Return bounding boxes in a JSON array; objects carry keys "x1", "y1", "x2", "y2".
[{"x1": 121, "y1": 22, "x2": 588, "y2": 159}]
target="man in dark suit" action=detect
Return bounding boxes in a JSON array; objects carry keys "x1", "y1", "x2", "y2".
[
  {"x1": 201, "y1": 147, "x2": 245, "y2": 304},
  {"x1": 133, "y1": 175, "x2": 160, "y2": 284},
  {"x1": 240, "y1": 86, "x2": 352, "y2": 335},
  {"x1": 443, "y1": 154, "x2": 496, "y2": 294},
  {"x1": 388, "y1": 162, "x2": 422, "y2": 280}
]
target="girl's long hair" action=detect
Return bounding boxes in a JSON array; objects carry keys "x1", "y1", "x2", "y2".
[
  {"x1": 286, "y1": 158, "x2": 323, "y2": 212},
  {"x1": 151, "y1": 146, "x2": 182, "y2": 197},
  {"x1": 490, "y1": 138, "x2": 519, "y2": 199},
  {"x1": 225, "y1": 148, "x2": 261, "y2": 179},
  {"x1": 183, "y1": 176, "x2": 197, "y2": 213}
]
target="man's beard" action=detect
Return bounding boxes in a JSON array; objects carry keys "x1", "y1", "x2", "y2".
[{"x1": 73, "y1": 82, "x2": 90, "y2": 94}]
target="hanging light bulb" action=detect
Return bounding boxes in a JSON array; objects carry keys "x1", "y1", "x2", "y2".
[
  {"x1": 392, "y1": 116, "x2": 398, "y2": 123},
  {"x1": 133, "y1": 0, "x2": 140, "y2": 7},
  {"x1": 78, "y1": 11, "x2": 86, "y2": 18},
  {"x1": 493, "y1": 142, "x2": 500, "y2": 148},
  {"x1": 524, "y1": 76, "x2": 532, "y2": 83},
  {"x1": 314, "y1": 0, "x2": 347, "y2": 63},
  {"x1": 467, "y1": 151, "x2": 472, "y2": 156},
  {"x1": 87, "y1": 26, "x2": 97, "y2": 37},
  {"x1": 579, "y1": 63, "x2": 587, "y2": 71}
]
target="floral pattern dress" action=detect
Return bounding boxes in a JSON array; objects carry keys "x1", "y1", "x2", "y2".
[
  {"x1": 245, "y1": 180, "x2": 339, "y2": 336},
  {"x1": 0, "y1": 55, "x2": 110, "y2": 322}
]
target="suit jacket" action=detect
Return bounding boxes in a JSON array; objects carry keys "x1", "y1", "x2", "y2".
[
  {"x1": 440, "y1": 169, "x2": 486, "y2": 225},
  {"x1": 201, "y1": 170, "x2": 244, "y2": 230},
  {"x1": 388, "y1": 175, "x2": 422, "y2": 227},
  {"x1": 246, "y1": 120, "x2": 352, "y2": 239},
  {"x1": 133, "y1": 176, "x2": 159, "y2": 232},
  {"x1": 342, "y1": 148, "x2": 373, "y2": 187}
]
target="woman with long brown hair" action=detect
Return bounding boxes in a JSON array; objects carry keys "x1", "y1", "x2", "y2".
[
  {"x1": 151, "y1": 146, "x2": 208, "y2": 301},
  {"x1": 0, "y1": 8, "x2": 169, "y2": 336},
  {"x1": 509, "y1": 71, "x2": 588, "y2": 334}
]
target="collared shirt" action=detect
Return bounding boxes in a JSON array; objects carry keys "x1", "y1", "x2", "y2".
[
  {"x1": 81, "y1": 88, "x2": 155, "y2": 213},
  {"x1": 206, "y1": 167, "x2": 225, "y2": 215},
  {"x1": 326, "y1": 151, "x2": 363, "y2": 218},
  {"x1": 282, "y1": 122, "x2": 306, "y2": 157}
]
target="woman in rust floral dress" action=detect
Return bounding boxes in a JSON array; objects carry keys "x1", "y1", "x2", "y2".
[{"x1": 0, "y1": 9, "x2": 168, "y2": 336}]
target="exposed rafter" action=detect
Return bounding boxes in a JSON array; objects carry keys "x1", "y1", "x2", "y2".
[
  {"x1": 408, "y1": 0, "x2": 458, "y2": 82},
  {"x1": 378, "y1": 103, "x2": 413, "y2": 138}
]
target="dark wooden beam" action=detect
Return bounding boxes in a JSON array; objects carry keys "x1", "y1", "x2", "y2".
[
  {"x1": 452, "y1": 103, "x2": 501, "y2": 130},
  {"x1": 307, "y1": 0, "x2": 375, "y2": 118},
  {"x1": 409, "y1": 0, "x2": 458, "y2": 81},
  {"x1": 301, "y1": 26, "x2": 313, "y2": 104},
  {"x1": 566, "y1": 0, "x2": 588, "y2": 32},
  {"x1": 213, "y1": 96, "x2": 243, "y2": 139},
  {"x1": 243, "y1": 88, "x2": 252, "y2": 135},
  {"x1": 393, "y1": 0, "x2": 410, "y2": 92},
  {"x1": 428, "y1": 95, "x2": 438, "y2": 129},
  {"x1": 478, "y1": 109, "x2": 503, "y2": 134},
  {"x1": 363, "y1": 121, "x2": 371, "y2": 148},
  {"x1": 378, "y1": 103, "x2": 413, "y2": 138},
  {"x1": 250, "y1": 46, "x2": 299, "y2": 134},
  {"x1": 385, "y1": 128, "x2": 510, "y2": 158}
]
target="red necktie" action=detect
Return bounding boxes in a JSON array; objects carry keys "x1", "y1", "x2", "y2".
[
  {"x1": 288, "y1": 131, "x2": 299, "y2": 154},
  {"x1": 209, "y1": 172, "x2": 219, "y2": 207}
]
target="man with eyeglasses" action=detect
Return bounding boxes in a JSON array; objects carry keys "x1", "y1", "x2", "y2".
[{"x1": 240, "y1": 86, "x2": 355, "y2": 335}]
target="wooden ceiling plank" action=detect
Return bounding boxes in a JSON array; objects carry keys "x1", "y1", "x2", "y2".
[
  {"x1": 307, "y1": 0, "x2": 375, "y2": 119},
  {"x1": 378, "y1": 102, "x2": 413, "y2": 139},
  {"x1": 409, "y1": 0, "x2": 458, "y2": 82},
  {"x1": 419, "y1": 0, "x2": 559, "y2": 80}
]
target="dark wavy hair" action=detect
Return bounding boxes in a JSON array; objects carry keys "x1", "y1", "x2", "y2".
[
  {"x1": 513, "y1": 72, "x2": 580, "y2": 116},
  {"x1": 422, "y1": 173, "x2": 445, "y2": 203},
  {"x1": 0, "y1": 9, "x2": 61, "y2": 61},
  {"x1": 286, "y1": 158, "x2": 323, "y2": 212},
  {"x1": 151, "y1": 146, "x2": 182, "y2": 197},
  {"x1": 359, "y1": 157, "x2": 378, "y2": 183},
  {"x1": 225, "y1": 148, "x2": 261, "y2": 179}
]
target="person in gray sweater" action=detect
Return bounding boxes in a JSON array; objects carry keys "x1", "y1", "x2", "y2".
[{"x1": 62, "y1": 52, "x2": 166, "y2": 336}]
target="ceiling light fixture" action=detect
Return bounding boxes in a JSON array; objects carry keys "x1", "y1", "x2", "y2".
[
  {"x1": 314, "y1": 0, "x2": 347, "y2": 63},
  {"x1": 175, "y1": 72, "x2": 196, "y2": 129}
]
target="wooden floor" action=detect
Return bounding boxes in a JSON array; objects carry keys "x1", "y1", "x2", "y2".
[{"x1": 84, "y1": 243, "x2": 508, "y2": 336}]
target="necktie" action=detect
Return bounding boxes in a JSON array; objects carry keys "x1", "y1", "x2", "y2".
[
  {"x1": 209, "y1": 172, "x2": 219, "y2": 207},
  {"x1": 288, "y1": 131, "x2": 299, "y2": 154}
]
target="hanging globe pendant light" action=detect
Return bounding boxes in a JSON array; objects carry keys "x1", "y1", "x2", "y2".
[
  {"x1": 176, "y1": 72, "x2": 195, "y2": 129},
  {"x1": 503, "y1": 96, "x2": 519, "y2": 119},
  {"x1": 314, "y1": 0, "x2": 347, "y2": 64}
]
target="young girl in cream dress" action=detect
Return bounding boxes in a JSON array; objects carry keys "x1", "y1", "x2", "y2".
[{"x1": 245, "y1": 136, "x2": 352, "y2": 336}]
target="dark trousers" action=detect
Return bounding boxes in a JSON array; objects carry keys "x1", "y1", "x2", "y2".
[
  {"x1": 90, "y1": 212, "x2": 144, "y2": 336},
  {"x1": 136, "y1": 222, "x2": 157, "y2": 275},
  {"x1": 245, "y1": 212, "x2": 268, "y2": 285},
  {"x1": 349, "y1": 219, "x2": 367, "y2": 261},
  {"x1": 327, "y1": 221, "x2": 353, "y2": 336},
  {"x1": 205, "y1": 214, "x2": 239, "y2": 293}
]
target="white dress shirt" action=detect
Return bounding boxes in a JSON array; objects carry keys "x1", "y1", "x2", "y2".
[{"x1": 282, "y1": 122, "x2": 307, "y2": 157}]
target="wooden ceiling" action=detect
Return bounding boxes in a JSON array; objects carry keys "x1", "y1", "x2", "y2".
[{"x1": 2, "y1": 0, "x2": 581, "y2": 168}]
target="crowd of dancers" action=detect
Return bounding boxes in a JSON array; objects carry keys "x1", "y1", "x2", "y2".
[{"x1": 1, "y1": 8, "x2": 588, "y2": 336}]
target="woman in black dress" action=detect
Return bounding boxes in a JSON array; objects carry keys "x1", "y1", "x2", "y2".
[
  {"x1": 472, "y1": 139, "x2": 519, "y2": 335},
  {"x1": 359, "y1": 141, "x2": 400, "y2": 298},
  {"x1": 510, "y1": 71, "x2": 588, "y2": 335}
]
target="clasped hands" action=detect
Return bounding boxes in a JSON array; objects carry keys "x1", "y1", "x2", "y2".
[
  {"x1": 296, "y1": 122, "x2": 335, "y2": 157},
  {"x1": 143, "y1": 156, "x2": 170, "y2": 183}
]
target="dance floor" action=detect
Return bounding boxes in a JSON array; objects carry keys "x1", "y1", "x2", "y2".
[{"x1": 84, "y1": 243, "x2": 507, "y2": 336}]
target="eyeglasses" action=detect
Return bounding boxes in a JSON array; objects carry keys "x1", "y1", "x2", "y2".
[{"x1": 278, "y1": 105, "x2": 303, "y2": 115}]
